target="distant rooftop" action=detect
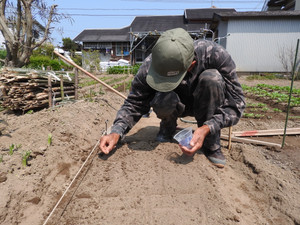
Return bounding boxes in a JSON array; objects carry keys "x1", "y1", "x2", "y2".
[
  {"x1": 184, "y1": 8, "x2": 236, "y2": 20},
  {"x1": 130, "y1": 15, "x2": 200, "y2": 33},
  {"x1": 74, "y1": 27, "x2": 130, "y2": 42},
  {"x1": 215, "y1": 10, "x2": 300, "y2": 19},
  {"x1": 74, "y1": 8, "x2": 300, "y2": 43}
]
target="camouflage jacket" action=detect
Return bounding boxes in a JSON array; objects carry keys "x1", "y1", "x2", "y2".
[{"x1": 110, "y1": 40, "x2": 246, "y2": 137}]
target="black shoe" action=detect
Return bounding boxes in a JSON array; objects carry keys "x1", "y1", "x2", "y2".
[
  {"x1": 155, "y1": 126, "x2": 176, "y2": 142},
  {"x1": 155, "y1": 133, "x2": 173, "y2": 142},
  {"x1": 155, "y1": 119, "x2": 177, "y2": 143},
  {"x1": 203, "y1": 148, "x2": 226, "y2": 168}
]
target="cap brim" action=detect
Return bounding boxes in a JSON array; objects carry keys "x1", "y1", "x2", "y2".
[{"x1": 146, "y1": 64, "x2": 187, "y2": 92}]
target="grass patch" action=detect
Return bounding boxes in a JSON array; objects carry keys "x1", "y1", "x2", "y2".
[{"x1": 246, "y1": 74, "x2": 277, "y2": 80}]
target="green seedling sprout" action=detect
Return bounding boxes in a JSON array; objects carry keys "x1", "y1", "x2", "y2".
[
  {"x1": 22, "y1": 151, "x2": 31, "y2": 166},
  {"x1": 8, "y1": 144, "x2": 22, "y2": 155},
  {"x1": 48, "y1": 133, "x2": 52, "y2": 146},
  {"x1": 0, "y1": 154, "x2": 3, "y2": 163},
  {"x1": 9, "y1": 144, "x2": 15, "y2": 155},
  {"x1": 274, "y1": 108, "x2": 282, "y2": 113}
]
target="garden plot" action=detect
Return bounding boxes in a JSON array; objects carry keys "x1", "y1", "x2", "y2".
[
  {"x1": 78, "y1": 74, "x2": 134, "y2": 99},
  {"x1": 242, "y1": 83, "x2": 300, "y2": 115},
  {"x1": 0, "y1": 76, "x2": 299, "y2": 225}
]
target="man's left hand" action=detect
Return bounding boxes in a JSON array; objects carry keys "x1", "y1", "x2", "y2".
[{"x1": 179, "y1": 125, "x2": 210, "y2": 156}]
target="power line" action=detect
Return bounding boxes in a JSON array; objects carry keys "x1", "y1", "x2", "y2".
[
  {"x1": 59, "y1": 8, "x2": 263, "y2": 17},
  {"x1": 62, "y1": 11, "x2": 255, "y2": 16},
  {"x1": 136, "y1": 0, "x2": 264, "y2": 1},
  {"x1": 59, "y1": 8, "x2": 183, "y2": 11},
  {"x1": 59, "y1": 5, "x2": 264, "y2": 11}
]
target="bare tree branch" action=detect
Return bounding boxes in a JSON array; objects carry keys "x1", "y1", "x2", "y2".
[
  {"x1": 33, "y1": 4, "x2": 57, "y2": 49},
  {"x1": 0, "y1": 0, "x2": 69, "y2": 67}
]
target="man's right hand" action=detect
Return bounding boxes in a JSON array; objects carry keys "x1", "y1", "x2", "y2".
[{"x1": 99, "y1": 133, "x2": 120, "y2": 154}]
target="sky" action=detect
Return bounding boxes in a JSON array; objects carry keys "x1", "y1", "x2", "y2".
[{"x1": 45, "y1": 0, "x2": 266, "y2": 45}]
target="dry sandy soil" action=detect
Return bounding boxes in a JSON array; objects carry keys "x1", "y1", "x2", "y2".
[{"x1": 0, "y1": 75, "x2": 300, "y2": 225}]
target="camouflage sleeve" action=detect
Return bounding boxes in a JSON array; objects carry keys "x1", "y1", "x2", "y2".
[
  {"x1": 203, "y1": 43, "x2": 246, "y2": 135},
  {"x1": 110, "y1": 57, "x2": 155, "y2": 137}
]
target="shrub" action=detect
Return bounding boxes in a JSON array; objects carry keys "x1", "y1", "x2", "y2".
[
  {"x1": 72, "y1": 54, "x2": 82, "y2": 66},
  {"x1": 27, "y1": 55, "x2": 72, "y2": 71},
  {"x1": 27, "y1": 55, "x2": 50, "y2": 69},
  {"x1": 107, "y1": 64, "x2": 141, "y2": 75},
  {"x1": 32, "y1": 43, "x2": 55, "y2": 58},
  {"x1": 0, "y1": 49, "x2": 7, "y2": 59},
  {"x1": 132, "y1": 64, "x2": 141, "y2": 75}
]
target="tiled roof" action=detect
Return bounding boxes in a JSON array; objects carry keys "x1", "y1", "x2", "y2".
[
  {"x1": 130, "y1": 15, "x2": 202, "y2": 33},
  {"x1": 73, "y1": 9, "x2": 300, "y2": 43},
  {"x1": 74, "y1": 15, "x2": 204, "y2": 42},
  {"x1": 73, "y1": 27, "x2": 130, "y2": 42}
]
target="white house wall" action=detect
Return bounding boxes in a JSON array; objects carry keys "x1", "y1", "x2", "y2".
[{"x1": 225, "y1": 18, "x2": 300, "y2": 72}]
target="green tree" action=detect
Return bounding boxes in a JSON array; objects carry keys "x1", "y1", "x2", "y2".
[
  {"x1": 62, "y1": 37, "x2": 78, "y2": 52},
  {"x1": 0, "y1": 0, "x2": 69, "y2": 67}
]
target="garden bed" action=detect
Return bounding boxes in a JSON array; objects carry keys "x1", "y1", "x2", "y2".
[{"x1": 0, "y1": 75, "x2": 299, "y2": 225}]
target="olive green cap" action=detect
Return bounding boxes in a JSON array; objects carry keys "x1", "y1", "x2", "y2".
[{"x1": 146, "y1": 28, "x2": 194, "y2": 92}]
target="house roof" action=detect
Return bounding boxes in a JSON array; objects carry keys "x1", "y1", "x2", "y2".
[
  {"x1": 213, "y1": 10, "x2": 300, "y2": 20},
  {"x1": 130, "y1": 15, "x2": 202, "y2": 33},
  {"x1": 74, "y1": 8, "x2": 300, "y2": 43},
  {"x1": 73, "y1": 27, "x2": 130, "y2": 42},
  {"x1": 184, "y1": 8, "x2": 236, "y2": 20},
  {"x1": 74, "y1": 15, "x2": 205, "y2": 42},
  {"x1": 210, "y1": 10, "x2": 300, "y2": 30}
]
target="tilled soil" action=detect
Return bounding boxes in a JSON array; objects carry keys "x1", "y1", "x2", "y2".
[{"x1": 0, "y1": 76, "x2": 299, "y2": 225}]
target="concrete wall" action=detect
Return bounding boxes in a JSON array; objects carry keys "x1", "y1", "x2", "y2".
[
  {"x1": 296, "y1": 0, "x2": 300, "y2": 10},
  {"x1": 221, "y1": 18, "x2": 300, "y2": 72}
]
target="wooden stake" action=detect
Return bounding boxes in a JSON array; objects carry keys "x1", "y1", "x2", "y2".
[
  {"x1": 232, "y1": 128, "x2": 300, "y2": 137},
  {"x1": 221, "y1": 134, "x2": 281, "y2": 149},
  {"x1": 74, "y1": 68, "x2": 79, "y2": 100},
  {"x1": 228, "y1": 126, "x2": 233, "y2": 151},
  {"x1": 60, "y1": 75, "x2": 64, "y2": 101},
  {"x1": 48, "y1": 75, "x2": 52, "y2": 108}
]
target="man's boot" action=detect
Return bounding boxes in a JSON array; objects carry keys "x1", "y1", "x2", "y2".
[
  {"x1": 155, "y1": 119, "x2": 177, "y2": 142},
  {"x1": 202, "y1": 147, "x2": 226, "y2": 168}
]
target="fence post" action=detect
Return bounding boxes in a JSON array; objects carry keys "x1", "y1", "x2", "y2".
[
  {"x1": 74, "y1": 68, "x2": 79, "y2": 100},
  {"x1": 48, "y1": 75, "x2": 52, "y2": 108},
  {"x1": 60, "y1": 74, "x2": 64, "y2": 101}
]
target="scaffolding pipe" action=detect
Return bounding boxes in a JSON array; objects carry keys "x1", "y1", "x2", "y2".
[{"x1": 129, "y1": 32, "x2": 150, "y2": 53}]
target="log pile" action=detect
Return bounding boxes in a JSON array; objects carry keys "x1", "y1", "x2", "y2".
[{"x1": 0, "y1": 69, "x2": 75, "y2": 111}]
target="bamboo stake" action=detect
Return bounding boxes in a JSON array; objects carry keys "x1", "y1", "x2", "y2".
[{"x1": 53, "y1": 51, "x2": 127, "y2": 100}]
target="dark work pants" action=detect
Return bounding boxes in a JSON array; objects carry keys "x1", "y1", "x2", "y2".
[{"x1": 150, "y1": 69, "x2": 225, "y2": 151}]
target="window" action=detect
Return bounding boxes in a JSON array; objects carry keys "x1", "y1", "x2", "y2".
[{"x1": 116, "y1": 43, "x2": 130, "y2": 56}]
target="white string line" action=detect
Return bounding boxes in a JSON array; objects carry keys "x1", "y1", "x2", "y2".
[{"x1": 43, "y1": 139, "x2": 100, "y2": 225}]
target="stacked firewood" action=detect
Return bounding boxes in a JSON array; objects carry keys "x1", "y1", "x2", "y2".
[{"x1": 0, "y1": 68, "x2": 76, "y2": 111}]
